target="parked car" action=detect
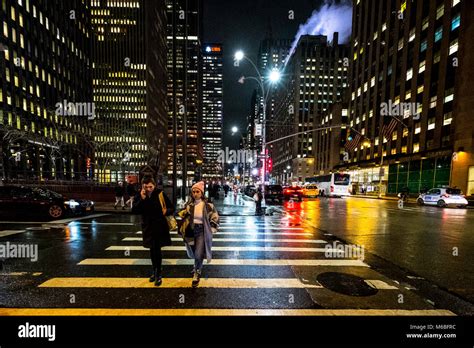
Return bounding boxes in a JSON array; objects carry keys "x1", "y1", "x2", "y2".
[
  {"x1": 244, "y1": 185, "x2": 257, "y2": 198},
  {"x1": 264, "y1": 185, "x2": 284, "y2": 203},
  {"x1": 0, "y1": 186, "x2": 94, "y2": 219},
  {"x1": 283, "y1": 186, "x2": 303, "y2": 201},
  {"x1": 303, "y1": 184, "x2": 319, "y2": 197},
  {"x1": 416, "y1": 187, "x2": 468, "y2": 208}
]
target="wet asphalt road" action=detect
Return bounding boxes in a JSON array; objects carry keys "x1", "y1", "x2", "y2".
[{"x1": 0, "y1": 194, "x2": 472, "y2": 315}]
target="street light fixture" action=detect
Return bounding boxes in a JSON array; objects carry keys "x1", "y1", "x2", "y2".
[{"x1": 234, "y1": 50, "x2": 282, "y2": 199}]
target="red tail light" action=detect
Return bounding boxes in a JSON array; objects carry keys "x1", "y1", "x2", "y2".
[
  {"x1": 297, "y1": 189, "x2": 303, "y2": 193},
  {"x1": 330, "y1": 185, "x2": 334, "y2": 192}
]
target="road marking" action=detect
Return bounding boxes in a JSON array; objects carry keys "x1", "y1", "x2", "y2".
[
  {"x1": 137, "y1": 231, "x2": 314, "y2": 236},
  {"x1": 0, "y1": 308, "x2": 455, "y2": 316},
  {"x1": 0, "y1": 230, "x2": 26, "y2": 238},
  {"x1": 122, "y1": 237, "x2": 327, "y2": 244},
  {"x1": 219, "y1": 226, "x2": 304, "y2": 230},
  {"x1": 364, "y1": 280, "x2": 398, "y2": 290},
  {"x1": 39, "y1": 277, "x2": 322, "y2": 289},
  {"x1": 0, "y1": 272, "x2": 43, "y2": 276},
  {"x1": 71, "y1": 222, "x2": 136, "y2": 226},
  {"x1": 47, "y1": 214, "x2": 109, "y2": 224},
  {"x1": 78, "y1": 258, "x2": 370, "y2": 267},
  {"x1": 106, "y1": 245, "x2": 339, "y2": 253}
]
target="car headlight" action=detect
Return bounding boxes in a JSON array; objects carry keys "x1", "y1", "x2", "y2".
[
  {"x1": 64, "y1": 200, "x2": 80, "y2": 208},
  {"x1": 91, "y1": 201, "x2": 94, "y2": 205}
]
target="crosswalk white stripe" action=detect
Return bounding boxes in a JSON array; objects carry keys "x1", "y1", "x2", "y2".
[
  {"x1": 0, "y1": 230, "x2": 26, "y2": 238},
  {"x1": 78, "y1": 258, "x2": 370, "y2": 267},
  {"x1": 137, "y1": 231, "x2": 314, "y2": 236},
  {"x1": 219, "y1": 226, "x2": 304, "y2": 230},
  {"x1": 106, "y1": 245, "x2": 340, "y2": 253},
  {"x1": 122, "y1": 237, "x2": 327, "y2": 244},
  {"x1": 48, "y1": 214, "x2": 108, "y2": 224}
]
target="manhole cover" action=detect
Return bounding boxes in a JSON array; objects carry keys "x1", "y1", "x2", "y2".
[{"x1": 316, "y1": 272, "x2": 378, "y2": 297}]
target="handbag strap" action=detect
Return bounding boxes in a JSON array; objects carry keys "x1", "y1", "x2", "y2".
[{"x1": 158, "y1": 191, "x2": 167, "y2": 216}]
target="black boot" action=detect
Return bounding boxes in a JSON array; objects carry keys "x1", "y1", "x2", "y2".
[
  {"x1": 154, "y1": 270, "x2": 163, "y2": 287},
  {"x1": 149, "y1": 268, "x2": 157, "y2": 282}
]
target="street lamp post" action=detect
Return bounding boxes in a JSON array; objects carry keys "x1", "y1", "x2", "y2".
[{"x1": 234, "y1": 51, "x2": 281, "y2": 202}]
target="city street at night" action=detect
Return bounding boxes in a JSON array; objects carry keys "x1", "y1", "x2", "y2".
[
  {"x1": 2, "y1": 0, "x2": 474, "y2": 345},
  {"x1": 1, "y1": 193, "x2": 472, "y2": 315}
]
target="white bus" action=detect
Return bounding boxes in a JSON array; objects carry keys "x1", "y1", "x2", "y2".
[{"x1": 305, "y1": 173, "x2": 351, "y2": 197}]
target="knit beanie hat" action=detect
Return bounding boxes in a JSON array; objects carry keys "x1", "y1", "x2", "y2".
[{"x1": 192, "y1": 181, "x2": 205, "y2": 194}]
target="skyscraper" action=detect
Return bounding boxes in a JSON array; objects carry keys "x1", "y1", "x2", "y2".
[
  {"x1": 342, "y1": 0, "x2": 474, "y2": 195},
  {"x1": 166, "y1": 0, "x2": 203, "y2": 199},
  {"x1": 91, "y1": 0, "x2": 168, "y2": 184},
  {"x1": 201, "y1": 43, "x2": 223, "y2": 181},
  {"x1": 271, "y1": 34, "x2": 349, "y2": 183},
  {"x1": 0, "y1": 0, "x2": 92, "y2": 181}
]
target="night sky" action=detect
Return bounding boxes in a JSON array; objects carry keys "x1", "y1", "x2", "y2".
[{"x1": 203, "y1": 0, "x2": 326, "y2": 150}]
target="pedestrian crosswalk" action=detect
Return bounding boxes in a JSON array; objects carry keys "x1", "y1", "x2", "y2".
[{"x1": 3, "y1": 215, "x2": 455, "y2": 315}]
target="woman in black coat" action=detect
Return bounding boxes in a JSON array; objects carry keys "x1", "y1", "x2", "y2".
[{"x1": 132, "y1": 176, "x2": 173, "y2": 286}]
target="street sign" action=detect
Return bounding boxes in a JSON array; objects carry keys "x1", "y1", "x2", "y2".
[{"x1": 255, "y1": 123, "x2": 262, "y2": 137}]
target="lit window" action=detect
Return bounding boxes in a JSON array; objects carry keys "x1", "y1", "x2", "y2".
[
  {"x1": 445, "y1": 93, "x2": 454, "y2": 103},
  {"x1": 409, "y1": 28, "x2": 416, "y2": 42},
  {"x1": 413, "y1": 143, "x2": 420, "y2": 153},
  {"x1": 3, "y1": 22, "x2": 8, "y2": 38},
  {"x1": 429, "y1": 96, "x2": 437, "y2": 108},
  {"x1": 391, "y1": 148, "x2": 397, "y2": 155},
  {"x1": 443, "y1": 112, "x2": 452, "y2": 125},
  {"x1": 449, "y1": 39, "x2": 459, "y2": 55},
  {"x1": 451, "y1": 14, "x2": 460, "y2": 31},
  {"x1": 435, "y1": 27, "x2": 443, "y2": 42},
  {"x1": 402, "y1": 146, "x2": 407, "y2": 153},
  {"x1": 436, "y1": 5, "x2": 444, "y2": 20},
  {"x1": 406, "y1": 68, "x2": 413, "y2": 80},
  {"x1": 433, "y1": 51, "x2": 441, "y2": 64},
  {"x1": 419, "y1": 60, "x2": 426, "y2": 73},
  {"x1": 420, "y1": 40, "x2": 427, "y2": 52},
  {"x1": 452, "y1": 0, "x2": 461, "y2": 6},
  {"x1": 415, "y1": 124, "x2": 421, "y2": 134},
  {"x1": 428, "y1": 118, "x2": 436, "y2": 130},
  {"x1": 422, "y1": 17, "x2": 429, "y2": 31}
]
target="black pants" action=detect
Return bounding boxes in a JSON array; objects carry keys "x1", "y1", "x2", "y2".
[{"x1": 150, "y1": 239, "x2": 163, "y2": 275}]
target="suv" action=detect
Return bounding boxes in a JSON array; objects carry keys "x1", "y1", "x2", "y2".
[
  {"x1": 417, "y1": 187, "x2": 468, "y2": 208},
  {"x1": 283, "y1": 186, "x2": 303, "y2": 201},
  {"x1": 264, "y1": 185, "x2": 283, "y2": 203}
]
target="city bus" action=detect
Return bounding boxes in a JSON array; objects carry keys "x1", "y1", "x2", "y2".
[{"x1": 305, "y1": 173, "x2": 351, "y2": 197}]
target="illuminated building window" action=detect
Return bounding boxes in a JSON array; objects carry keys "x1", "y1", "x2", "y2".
[
  {"x1": 452, "y1": 0, "x2": 460, "y2": 6},
  {"x1": 420, "y1": 40, "x2": 427, "y2": 52},
  {"x1": 436, "y1": 5, "x2": 444, "y2": 20},
  {"x1": 428, "y1": 118, "x2": 436, "y2": 130},
  {"x1": 449, "y1": 39, "x2": 458, "y2": 55},
  {"x1": 443, "y1": 112, "x2": 453, "y2": 125},
  {"x1": 11, "y1": 7, "x2": 15, "y2": 21},
  {"x1": 434, "y1": 27, "x2": 443, "y2": 42},
  {"x1": 406, "y1": 68, "x2": 413, "y2": 80},
  {"x1": 391, "y1": 148, "x2": 397, "y2": 155},
  {"x1": 415, "y1": 123, "x2": 421, "y2": 134},
  {"x1": 3, "y1": 22, "x2": 8, "y2": 37},
  {"x1": 419, "y1": 60, "x2": 426, "y2": 73},
  {"x1": 417, "y1": 85, "x2": 424, "y2": 94},
  {"x1": 429, "y1": 96, "x2": 437, "y2": 108},
  {"x1": 413, "y1": 143, "x2": 420, "y2": 153},
  {"x1": 451, "y1": 14, "x2": 460, "y2": 31}
]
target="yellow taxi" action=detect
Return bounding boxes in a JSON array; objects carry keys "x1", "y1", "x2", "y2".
[{"x1": 303, "y1": 184, "x2": 319, "y2": 197}]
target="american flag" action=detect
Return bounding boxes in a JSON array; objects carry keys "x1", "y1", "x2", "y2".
[
  {"x1": 344, "y1": 133, "x2": 362, "y2": 152},
  {"x1": 382, "y1": 118, "x2": 398, "y2": 141}
]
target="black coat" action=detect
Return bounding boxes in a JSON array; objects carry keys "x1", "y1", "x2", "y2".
[{"x1": 131, "y1": 189, "x2": 173, "y2": 248}]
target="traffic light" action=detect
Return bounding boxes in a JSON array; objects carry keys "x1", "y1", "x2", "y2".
[{"x1": 267, "y1": 157, "x2": 273, "y2": 173}]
